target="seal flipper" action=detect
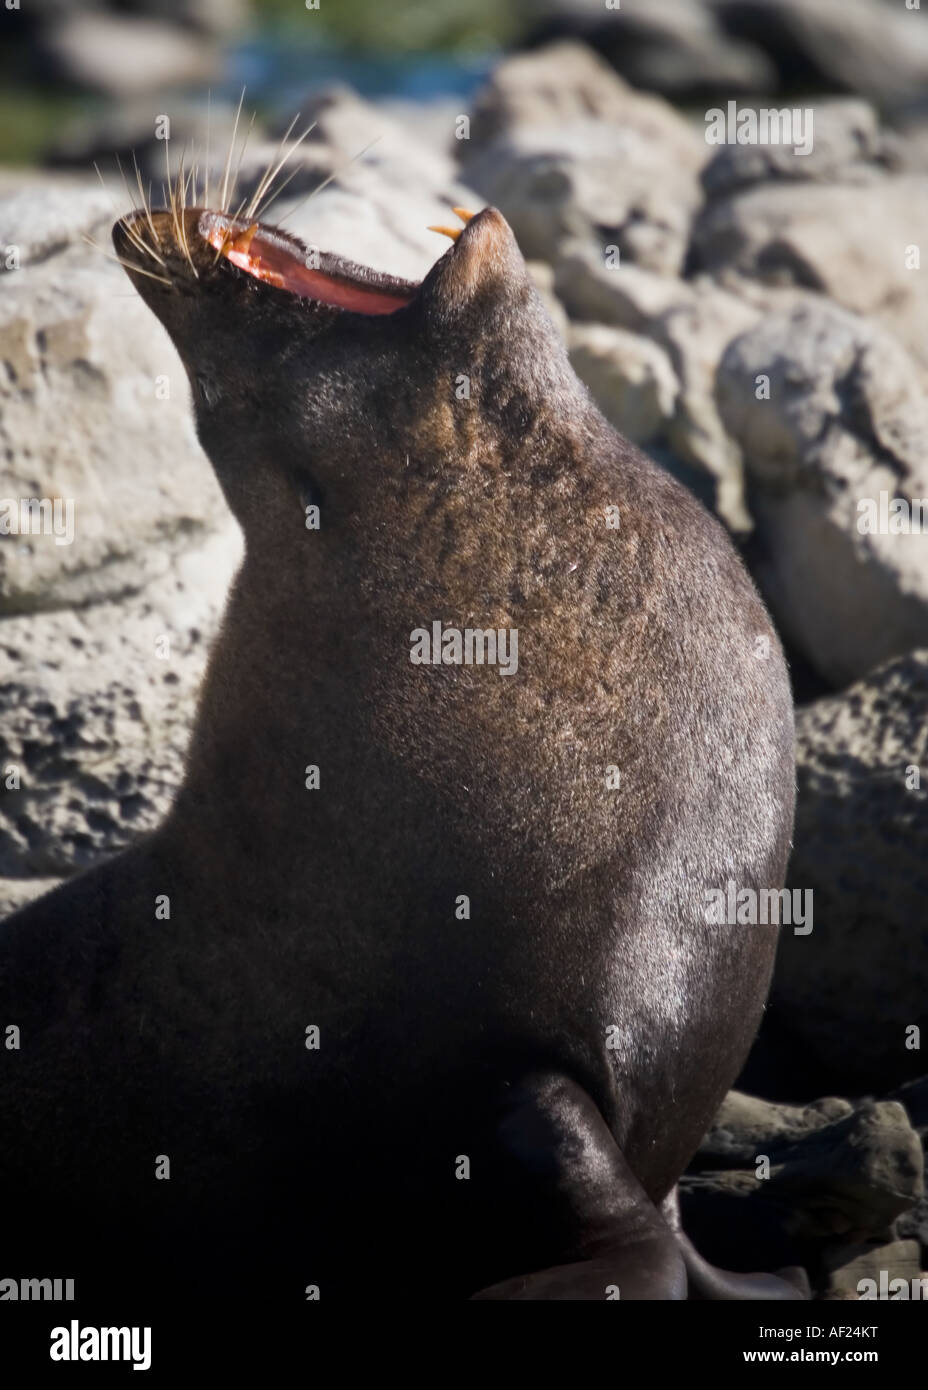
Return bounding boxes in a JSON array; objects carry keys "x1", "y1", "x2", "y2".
[
  {"x1": 470, "y1": 1243, "x2": 686, "y2": 1301},
  {"x1": 469, "y1": 1074, "x2": 686, "y2": 1301},
  {"x1": 660, "y1": 1188, "x2": 810, "y2": 1301}
]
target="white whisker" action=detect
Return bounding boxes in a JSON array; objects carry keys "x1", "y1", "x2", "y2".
[
  {"x1": 244, "y1": 112, "x2": 301, "y2": 220},
  {"x1": 248, "y1": 120, "x2": 318, "y2": 221},
  {"x1": 83, "y1": 233, "x2": 173, "y2": 287},
  {"x1": 276, "y1": 135, "x2": 382, "y2": 226},
  {"x1": 133, "y1": 150, "x2": 163, "y2": 255},
  {"x1": 93, "y1": 158, "x2": 164, "y2": 268},
  {"x1": 219, "y1": 87, "x2": 246, "y2": 216},
  {"x1": 227, "y1": 110, "x2": 258, "y2": 216},
  {"x1": 204, "y1": 90, "x2": 211, "y2": 210}
]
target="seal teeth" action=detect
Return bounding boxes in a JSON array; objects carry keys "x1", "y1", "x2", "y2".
[
  {"x1": 452, "y1": 206, "x2": 476, "y2": 223},
  {"x1": 428, "y1": 224, "x2": 463, "y2": 242},
  {"x1": 231, "y1": 222, "x2": 259, "y2": 255}
]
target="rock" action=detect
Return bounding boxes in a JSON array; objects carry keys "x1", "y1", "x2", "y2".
[
  {"x1": 769, "y1": 1102, "x2": 924, "y2": 1234},
  {"x1": 895, "y1": 1201, "x2": 928, "y2": 1268},
  {"x1": 118, "y1": 0, "x2": 250, "y2": 37},
  {"x1": 49, "y1": 84, "x2": 453, "y2": 230},
  {"x1": 35, "y1": 13, "x2": 220, "y2": 98},
  {"x1": 525, "y1": 261, "x2": 569, "y2": 342},
  {"x1": 0, "y1": 180, "x2": 231, "y2": 614},
  {"x1": 0, "y1": 180, "x2": 115, "y2": 270},
  {"x1": 519, "y1": 0, "x2": 775, "y2": 98},
  {"x1": 891, "y1": 1077, "x2": 928, "y2": 1137},
  {"x1": 567, "y1": 322, "x2": 678, "y2": 445},
  {"x1": 555, "y1": 247, "x2": 759, "y2": 525},
  {"x1": 643, "y1": 281, "x2": 759, "y2": 529},
  {"x1": 45, "y1": 98, "x2": 264, "y2": 195},
  {"x1": 463, "y1": 42, "x2": 706, "y2": 277},
  {"x1": 0, "y1": 522, "x2": 241, "y2": 886},
  {"x1": 701, "y1": 99, "x2": 899, "y2": 198},
  {"x1": 238, "y1": 90, "x2": 481, "y2": 284},
  {"x1": 29, "y1": 0, "x2": 249, "y2": 37},
  {"x1": 270, "y1": 84, "x2": 459, "y2": 187},
  {"x1": 269, "y1": 160, "x2": 482, "y2": 288},
  {"x1": 0, "y1": 877, "x2": 63, "y2": 921},
  {"x1": 681, "y1": 1090, "x2": 924, "y2": 1284},
  {"x1": 765, "y1": 650, "x2": 928, "y2": 1094},
  {"x1": 716, "y1": 0, "x2": 928, "y2": 110},
  {"x1": 701, "y1": 1091, "x2": 855, "y2": 1162},
  {"x1": 94, "y1": 86, "x2": 481, "y2": 286},
  {"x1": 690, "y1": 173, "x2": 928, "y2": 375},
  {"x1": 554, "y1": 249, "x2": 686, "y2": 329},
  {"x1": 381, "y1": 97, "x2": 467, "y2": 162},
  {"x1": 822, "y1": 1240, "x2": 924, "y2": 1299},
  {"x1": 892, "y1": 117, "x2": 928, "y2": 175},
  {"x1": 466, "y1": 40, "x2": 683, "y2": 150},
  {"x1": 717, "y1": 299, "x2": 928, "y2": 684}
]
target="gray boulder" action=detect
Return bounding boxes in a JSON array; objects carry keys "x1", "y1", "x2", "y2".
[
  {"x1": 821, "y1": 1240, "x2": 924, "y2": 1299},
  {"x1": 555, "y1": 248, "x2": 761, "y2": 526},
  {"x1": 35, "y1": 13, "x2": 221, "y2": 97},
  {"x1": 567, "y1": 322, "x2": 678, "y2": 447},
  {"x1": 520, "y1": 0, "x2": 775, "y2": 98},
  {"x1": 700, "y1": 98, "x2": 900, "y2": 198},
  {"x1": 716, "y1": 0, "x2": 928, "y2": 109},
  {"x1": 0, "y1": 523, "x2": 241, "y2": 898},
  {"x1": 0, "y1": 179, "x2": 230, "y2": 614},
  {"x1": 769, "y1": 649, "x2": 928, "y2": 1093},
  {"x1": 463, "y1": 42, "x2": 706, "y2": 277},
  {"x1": 681, "y1": 1089, "x2": 924, "y2": 1288},
  {"x1": 691, "y1": 174, "x2": 928, "y2": 376},
  {"x1": 717, "y1": 299, "x2": 928, "y2": 685}
]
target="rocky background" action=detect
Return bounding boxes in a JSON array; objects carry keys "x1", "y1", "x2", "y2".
[{"x1": 1, "y1": 0, "x2": 927, "y2": 1299}]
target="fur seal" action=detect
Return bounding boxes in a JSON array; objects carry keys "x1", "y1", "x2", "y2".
[{"x1": 0, "y1": 192, "x2": 803, "y2": 1302}]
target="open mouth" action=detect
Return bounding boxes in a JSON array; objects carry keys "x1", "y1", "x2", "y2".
[
  {"x1": 199, "y1": 210, "x2": 422, "y2": 317},
  {"x1": 115, "y1": 203, "x2": 478, "y2": 317}
]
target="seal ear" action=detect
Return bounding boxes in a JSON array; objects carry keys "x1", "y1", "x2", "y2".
[{"x1": 421, "y1": 206, "x2": 530, "y2": 315}]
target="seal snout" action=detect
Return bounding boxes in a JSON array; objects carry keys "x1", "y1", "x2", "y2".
[
  {"x1": 112, "y1": 205, "x2": 216, "y2": 298},
  {"x1": 422, "y1": 204, "x2": 527, "y2": 311},
  {"x1": 111, "y1": 209, "x2": 174, "y2": 294}
]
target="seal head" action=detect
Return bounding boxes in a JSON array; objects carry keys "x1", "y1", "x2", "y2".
[{"x1": 112, "y1": 203, "x2": 580, "y2": 531}]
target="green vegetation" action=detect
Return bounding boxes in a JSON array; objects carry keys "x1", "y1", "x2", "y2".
[
  {"x1": 0, "y1": 87, "x2": 96, "y2": 167},
  {"x1": 250, "y1": 0, "x2": 522, "y2": 52}
]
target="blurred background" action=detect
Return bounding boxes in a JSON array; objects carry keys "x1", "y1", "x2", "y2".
[
  {"x1": 3, "y1": 0, "x2": 928, "y2": 165},
  {"x1": 2, "y1": 0, "x2": 928, "y2": 1297}
]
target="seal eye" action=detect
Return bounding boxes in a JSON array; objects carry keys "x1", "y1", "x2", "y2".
[
  {"x1": 195, "y1": 373, "x2": 219, "y2": 406},
  {"x1": 294, "y1": 468, "x2": 325, "y2": 514}
]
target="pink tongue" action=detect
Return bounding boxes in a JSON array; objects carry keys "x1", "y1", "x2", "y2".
[{"x1": 222, "y1": 243, "x2": 411, "y2": 316}]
